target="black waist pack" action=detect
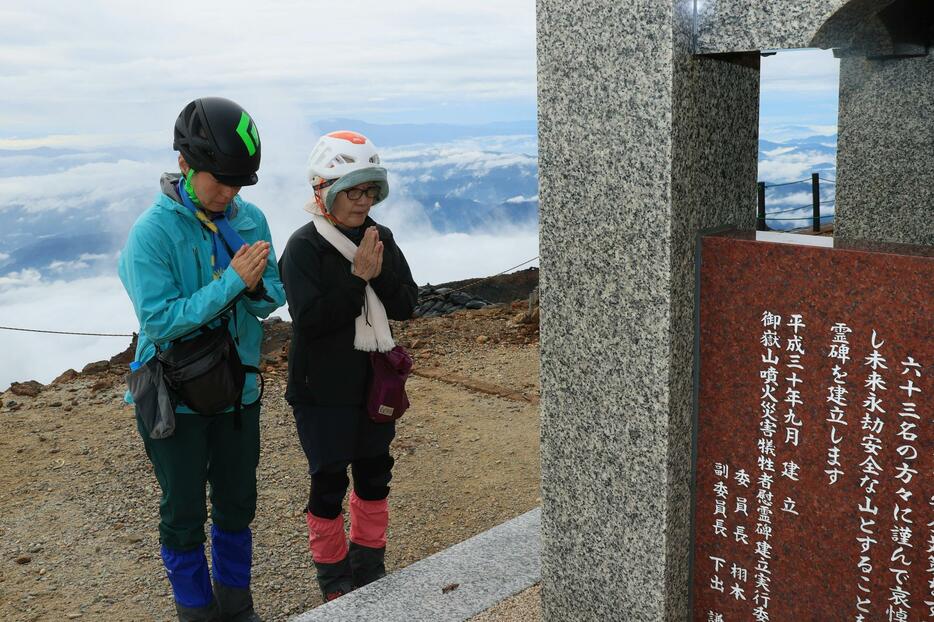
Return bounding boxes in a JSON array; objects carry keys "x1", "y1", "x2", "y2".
[{"x1": 156, "y1": 316, "x2": 261, "y2": 417}]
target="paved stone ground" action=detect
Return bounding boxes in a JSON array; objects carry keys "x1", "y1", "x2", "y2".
[{"x1": 292, "y1": 509, "x2": 540, "y2": 622}]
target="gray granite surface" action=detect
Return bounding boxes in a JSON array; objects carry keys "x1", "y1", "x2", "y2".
[
  {"x1": 537, "y1": 1, "x2": 757, "y2": 620},
  {"x1": 835, "y1": 53, "x2": 934, "y2": 246},
  {"x1": 811, "y1": 0, "x2": 899, "y2": 55},
  {"x1": 289, "y1": 509, "x2": 540, "y2": 622},
  {"x1": 538, "y1": 1, "x2": 931, "y2": 620},
  {"x1": 695, "y1": 0, "x2": 896, "y2": 54}
]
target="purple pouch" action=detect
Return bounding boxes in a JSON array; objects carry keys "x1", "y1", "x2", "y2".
[{"x1": 367, "y1": 346, "x2": 413, "y2": 423}]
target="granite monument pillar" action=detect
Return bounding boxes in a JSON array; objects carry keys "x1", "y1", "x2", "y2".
[
  {"x1": 537, "y1": 0, "x2": 932, "y2": 620},
  {"x1": 537, "y1": 2, "x2": 758, "y2": 620},
  {"x1": 835, "y1": 53, "x2": 934, "y2": 245}
]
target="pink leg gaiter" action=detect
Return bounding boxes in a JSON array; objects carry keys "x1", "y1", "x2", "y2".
[
  {"x1": 306, "y1": 512, "x2": 348, "y2": 564},
  {"x1": 349, "y1": 491, "x2": 389, "y2": 549}
]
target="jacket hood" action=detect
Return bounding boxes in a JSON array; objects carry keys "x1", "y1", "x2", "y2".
[{"x1": 160, "y1": 172, "x2": 184, "y2": 203}]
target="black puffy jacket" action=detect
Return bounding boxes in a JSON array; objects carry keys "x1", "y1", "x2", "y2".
[{"x1": 279, "y1": 218, "x2": 417, "y2": 406}]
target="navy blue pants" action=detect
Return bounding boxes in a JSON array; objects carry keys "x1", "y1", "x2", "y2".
[{"x1": 292, "y1": 404, "x2": 395, "y2": 519}]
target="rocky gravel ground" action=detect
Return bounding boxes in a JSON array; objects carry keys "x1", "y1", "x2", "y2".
[
  {"x1": 469, "y1": 585, "x2": 540, "y2": 621},
  {"x1": 0, "y1": 304, "x2": 540, "y2": 621}
]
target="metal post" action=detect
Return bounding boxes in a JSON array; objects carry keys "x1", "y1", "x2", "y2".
[
  {"x1": 812, "y1": 173, "x2": 821, "y2": 233},
  {"x1": 757, "y1": 182, "x2": 767, "y2": 231}
]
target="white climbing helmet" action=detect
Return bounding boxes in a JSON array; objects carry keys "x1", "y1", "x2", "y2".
[
  {"x1": 307, "y1": 130, "x2": 382, "y2": 183},
  {"x1": 305, "y1": 130, "x2": 389, "y2": 215}
]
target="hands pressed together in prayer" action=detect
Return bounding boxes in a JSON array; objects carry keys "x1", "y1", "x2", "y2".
[
  {"x1": 352, "y1": 226, "x2": 384, "y2": 282},
  {"x1": 231, "y1": 241, "x2": 270, "y2": 291}
]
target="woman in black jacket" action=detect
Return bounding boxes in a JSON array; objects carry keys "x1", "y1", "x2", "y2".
[{"x1": 279, "y1": 131, "x2": 417, "y2": 601}]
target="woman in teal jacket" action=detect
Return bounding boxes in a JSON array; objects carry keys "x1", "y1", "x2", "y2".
[{"x1": 118, "y1": 97, "x2": 284, "y2": 622}]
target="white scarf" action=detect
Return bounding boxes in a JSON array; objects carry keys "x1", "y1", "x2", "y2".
[{"x1": 306, "y1": 205, "x2": 395, "y2": 353}]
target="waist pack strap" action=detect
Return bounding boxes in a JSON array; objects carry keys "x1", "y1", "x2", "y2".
[
  {"x1": 244, "y1": 365, "x2": 264, "y2": 402},
  {"x1": 233, "y1": 365, "x2": 264, "y2": 431}
]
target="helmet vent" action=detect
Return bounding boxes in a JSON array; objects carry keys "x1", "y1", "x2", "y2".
[
  {"x1": 330, "y1": 154, "x2": 356, "y2": 167},
  {"x1": 307, "y1": 131, "x2": 381, "y2": 183}
]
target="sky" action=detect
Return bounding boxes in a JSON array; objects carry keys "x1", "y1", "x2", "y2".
[
  {"x1": 759, "y1": 49, "x2": 840, "y2": 141},
  {"x1": 1, "y1": 0, "x2": 537, "y2": 141},
  {"x1": 0, "y1": 2, "x2": 842, "y2": 389},
  {"x1": 0, "y1": 4, "x2": 836, "y2": 142}
]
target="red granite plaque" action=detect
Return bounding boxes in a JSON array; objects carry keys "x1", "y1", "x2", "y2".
[{"x1": 692, "y1": 231, "x2": 933, "y2": 622}]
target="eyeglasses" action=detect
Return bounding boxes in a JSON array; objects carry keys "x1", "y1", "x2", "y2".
[{"x1": 344, "y1": 186, "x2": 380, "y2": 201}]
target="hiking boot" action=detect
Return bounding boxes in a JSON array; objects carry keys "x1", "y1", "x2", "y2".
[
  {"x1": 348, "y1": 541, "x2": 386, "y2": 589},
  {"x1": 325, "y1": 588, "x2": 348, "y2": 602},
  {"x1": 315, "y1": 556, "x2": 354, "y2": 601},
  {"x1": 175, "y1": 600, "x2": 221, "y2": 622},
  {"x1": 213, "y1": 582, "x2": 262, "y2": 622}
]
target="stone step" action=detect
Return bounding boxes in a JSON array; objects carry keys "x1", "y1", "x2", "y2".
[{"x1": 290, "y1": 508, "x2": 541, "y2": 622}]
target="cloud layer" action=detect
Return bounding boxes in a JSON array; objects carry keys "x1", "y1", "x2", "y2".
[
  {"x1": 2, "y1": 0, "x2": 537, "y2": 141},
  {"x1": 760, "y1": 49, "x2": 840, "y2": 141},
  {"x1": 0, "y1": 130, "x2": 540, "y2": 390},
  {"x1": 0, "y1": 275, "x2": 137, "y2": 390},
  {"x1": 757, "y1": 149, "x2": 835, "y2": 183}
]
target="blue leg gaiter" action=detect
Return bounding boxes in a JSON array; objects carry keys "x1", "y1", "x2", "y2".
[
  {"x1": 211, "y1": 525, "x2": 252, "y2": 589},
  {"x1": 161, "y1": 545, "x2": 214, "y2": 608}
]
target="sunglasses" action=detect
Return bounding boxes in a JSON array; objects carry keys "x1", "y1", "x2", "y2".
[{"x1": 344, "y1": 186, "x2": 381, "y2": 201}]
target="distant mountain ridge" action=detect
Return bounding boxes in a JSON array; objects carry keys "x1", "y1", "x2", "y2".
[
  {"x1": 314, "y1": 119, "x2": 537, "y2": 147},
  {"x1": 0, "y1": 124, "x2": 541, "y2": 281},
  {"x1": 0, "y1": 124, "x2": 838, "y2": 280},
  {"x1": 0, "y1": 233, "x2": 113, "y2": 274}
]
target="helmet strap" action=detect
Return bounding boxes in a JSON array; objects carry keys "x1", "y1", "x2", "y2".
[
  {"x1": 313, "y1": 179, "x2": 345, "y2": 225},
  {"x1": 312, "y1": 178, "x2": 337, "y2": 193},
  {"x1": 313, "y1": 186, "x2": 349, "y2": 228},
  {"x1": 183, "y1": 168, "x2": 204, "y2": 208}
]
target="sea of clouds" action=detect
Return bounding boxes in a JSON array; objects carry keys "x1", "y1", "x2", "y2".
[{"x1": 0, "y1": 130, "x2": 540, "y2": 390}]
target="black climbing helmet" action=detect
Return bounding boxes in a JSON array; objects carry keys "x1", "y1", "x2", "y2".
[{"x1": 173, "y1": 97, "x2": 261, "y2": 186}]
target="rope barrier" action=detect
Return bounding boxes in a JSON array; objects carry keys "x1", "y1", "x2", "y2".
[
  {"x1": 762, "y1": 178, "x2": 811, "y2": 189},
  {"x1": 768, "y1": 204, "x2": 816, "y2": 215},
  {"x1": 765, "y1": 197, "x2": 835, "y2": 216},
  {"x1": 758, "y1": 214, "x2": 835, "y2": 222},
  {"x1": 0, "y1": 257, "x2": 542, "y2": 337},
  {"x1": 0, "y1": 325, "x2": 134, "y2": 337},
  {"x1": 763, "y1": 175, "x2": 838, "y2": 189},
  {"x1": 421, "y1": 256, "x2": 540, "y2": 302}
]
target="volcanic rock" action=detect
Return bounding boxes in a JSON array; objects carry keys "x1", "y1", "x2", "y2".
[
  {"x1": 52, "y1": 369, "x2": 79, "y2": 385},
  {"x1": 10, "y1": 381, "x2": 43, "y2": 397},
  {"x1": 414, "y1": 285, "x2": 492, "y2": 318},
  {"x1": 82, "y1": 361, "x2": 111, "y2": 375},
  {"x1": 109, "y1": 334, "x2": 137, "y2": 367}
]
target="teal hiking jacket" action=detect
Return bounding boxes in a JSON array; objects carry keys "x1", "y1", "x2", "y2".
[{"x1": 118, "y1": 174, "x2": 286, "y2": 411}]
